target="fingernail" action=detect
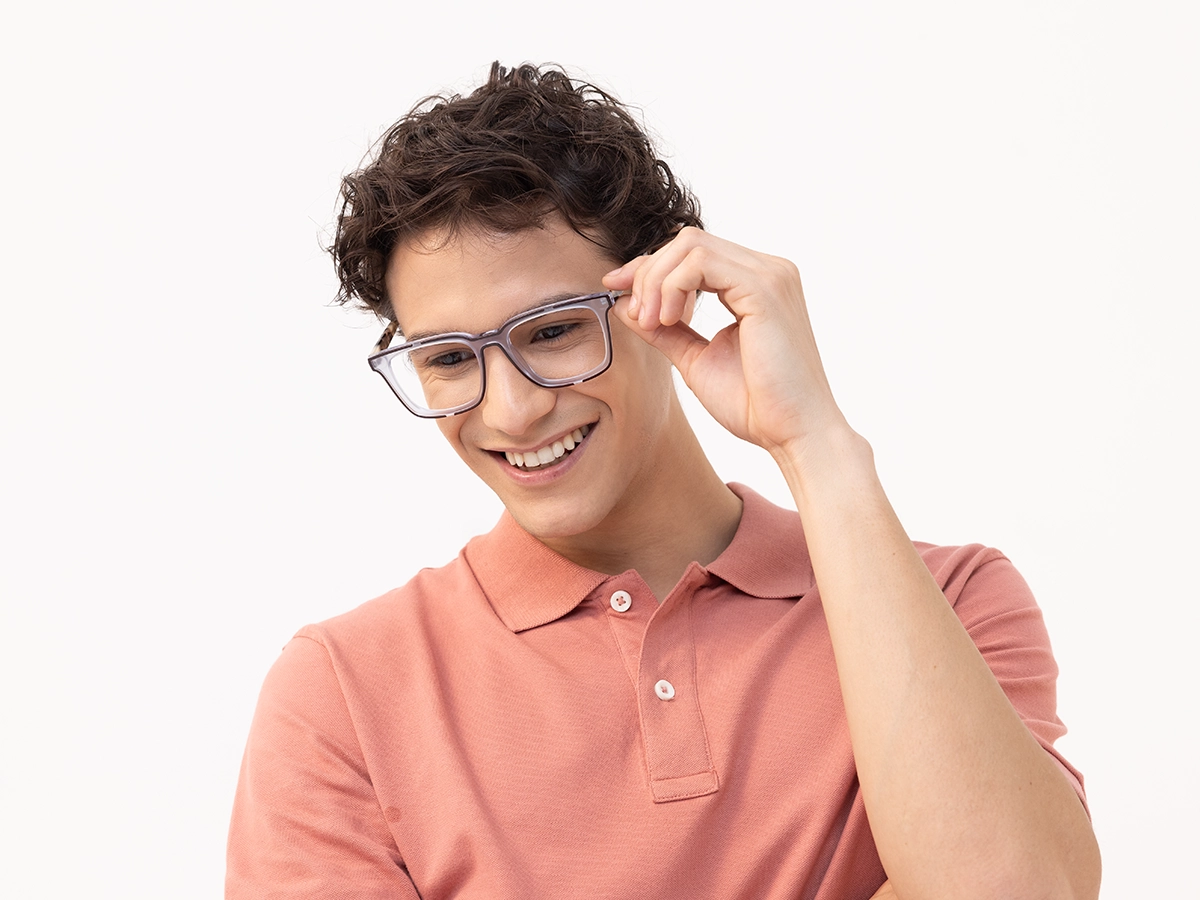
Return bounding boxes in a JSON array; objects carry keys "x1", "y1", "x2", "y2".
[
  {"x1": 627, "y1": 295, "x2": 639, "y2": 316},
  {"x1": 604, "y1": 265, "x2": 624, "y2": 278}
]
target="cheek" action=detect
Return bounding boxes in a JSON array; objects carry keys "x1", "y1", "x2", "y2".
[
  {"x1": 435, "y1": 417, "x2": 472, "y2": 458},
  {"x1": 615, "y1": 341, "x2": 674, "y2": 422},
  {"x1": 611, "y1": 321, "x2": 669, "y2": 378}
]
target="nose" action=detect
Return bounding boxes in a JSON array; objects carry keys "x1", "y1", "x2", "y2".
[{"x1": 478, "y1": 345, "x2": 556, "y2": 435}]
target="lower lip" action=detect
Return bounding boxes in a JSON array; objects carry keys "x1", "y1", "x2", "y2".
[{"x1": 494, "y1": 426, "x2": 594, "y2": 485}]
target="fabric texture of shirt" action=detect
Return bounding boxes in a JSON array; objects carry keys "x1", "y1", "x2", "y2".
[{"x1": 226, "y1": 484, "x2": 1085, "y2": 899}]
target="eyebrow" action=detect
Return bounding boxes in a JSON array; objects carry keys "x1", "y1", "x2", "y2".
[{"x1": 398, "y1": 291, "x2": 595, "y2": 343}]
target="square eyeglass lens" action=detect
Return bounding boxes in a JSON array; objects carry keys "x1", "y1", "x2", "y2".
[{"x1": 382, "y1": 303, "x2": 610, "y2": 415}]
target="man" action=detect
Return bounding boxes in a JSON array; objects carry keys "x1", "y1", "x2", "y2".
[{"x1": 227, "y1": 63, "x2": 1100, "y2": 899}]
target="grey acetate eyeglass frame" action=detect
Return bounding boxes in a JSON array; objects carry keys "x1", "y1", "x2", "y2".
[{"x1": 367, "y1": 290, "x2": 629, "y2": 419}]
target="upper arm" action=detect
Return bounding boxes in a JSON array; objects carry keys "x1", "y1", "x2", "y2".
[
  {"x1": 946, "y1": 550, "x2": 1088, "y2": 811},
  {"x1": 226, "y1": 635, "x2": 419, "y2": 899}
]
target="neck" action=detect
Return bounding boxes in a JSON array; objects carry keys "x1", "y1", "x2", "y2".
[{"x1": 541, "y1": 395, "x2": 743, "y2": 600}]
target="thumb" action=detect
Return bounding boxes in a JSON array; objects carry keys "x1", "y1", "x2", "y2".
[{"x1": 614, "y1": 300, "x2": 708, "y2": 374}]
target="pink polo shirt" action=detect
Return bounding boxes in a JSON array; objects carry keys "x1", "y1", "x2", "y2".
[{"x1": 227, "y1": 484, "x2": 1084, "y2": 899}]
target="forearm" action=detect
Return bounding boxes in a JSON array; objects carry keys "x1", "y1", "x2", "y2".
[
  {"x1": 604, "y1": 230, "x2": 1100, "y2": 896},
  {"x1": 774, "y1": 428, "x2": 1100, "y2": 900}
]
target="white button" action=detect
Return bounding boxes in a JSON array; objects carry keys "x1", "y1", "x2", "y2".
[
  {"x1": 609, "y1": 590, "x2": 632, "y2": 612},
  {"x1": 654, "y1": 679, "x2": 676, "y2": 701}
]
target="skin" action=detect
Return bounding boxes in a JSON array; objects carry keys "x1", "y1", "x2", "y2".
[
  {"x1": 605, "y1": 228, "x2": 1102, "y2": 900},
  {"x1": 384, "y1": 221, "x2": 741, "y2": 600},
  {"x1": 386, "y1": 219, "x2": 1102, "y2": 899}
]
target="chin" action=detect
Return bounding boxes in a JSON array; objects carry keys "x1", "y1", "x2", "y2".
[
  {"x1": 504, "y1": 500, "x2": 606, "y2": 543},
  {"x1": 496, "y1": 483, "x2": 623, "y2": 546}
]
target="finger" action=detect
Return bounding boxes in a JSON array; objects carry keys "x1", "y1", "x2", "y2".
[
  {"x1": 630, "y1": 235, "x2": 697, "y2": 328},
  {"x1": 650, "y1": 245, "x2": 757, "y2": 327},
  {"x1": 659, "y1": 262, "x2": 707, "y2": 326},
  {"x1": 614, "y1": 300, "x2": 709, "y2": 375},
  {"x1": 603, "y1": 255, "x2": 652, "y2": 317},
  {"x1": 631, "y1": 231, "x2": 764, "y2": 329},
  {"x1": 601, "y1": 254, "x2": 648, "y2": 290},
  {"x1": 681, "y1": 290, "x2": 697, "y2": 324}
]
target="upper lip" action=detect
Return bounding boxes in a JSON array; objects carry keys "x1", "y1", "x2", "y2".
[{"x1": 488, "y1": 423, "x2": 593, "y2": 455}]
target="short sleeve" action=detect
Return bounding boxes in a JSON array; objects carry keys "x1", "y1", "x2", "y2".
[
  {"x1": 226, "y1": 635, "x2": 420, "y2": 899},
  {"x1": 933, "y1": 546, "x2": 1088, "y2": 812}
]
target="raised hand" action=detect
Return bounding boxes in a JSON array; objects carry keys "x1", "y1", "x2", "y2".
[
  {"x1": 602, "y1": 228, "x2": 851, "y2": 461},
  {"x1": 610, "y1": 229, "x2": 1100, "y2": 900}
]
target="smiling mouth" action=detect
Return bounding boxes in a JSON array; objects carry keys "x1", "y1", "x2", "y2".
[{"x1": 502, "y1": 425, "x2": 592, "y2": 470}]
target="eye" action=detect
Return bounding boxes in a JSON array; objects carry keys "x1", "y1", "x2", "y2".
[
  {"x1": 427, "y1": 349, "x2": 472, "y2": 368},
  {"x1": 531, "y1": 321, "x2": 579, "y2": 343},
  {"x1": 412, "y1": 346, "x2": 474, "y2": 371}
]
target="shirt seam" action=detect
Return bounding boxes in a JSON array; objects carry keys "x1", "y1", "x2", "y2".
[{"x1": 291, "y1": 632, "x2": 406, "y2": 862}]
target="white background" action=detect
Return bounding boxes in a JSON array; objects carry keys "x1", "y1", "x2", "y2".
[{"x1": 2, "y1": 2, "x2": 1196, "y2": 896}]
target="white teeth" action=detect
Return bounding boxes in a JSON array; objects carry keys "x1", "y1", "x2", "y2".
[{"x1": 503, "y1": 424, "x2": 593, "y2": 470}]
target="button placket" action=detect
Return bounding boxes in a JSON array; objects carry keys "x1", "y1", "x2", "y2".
[
  {"x1": 602, "y1": 582, "x2": 651, "y2": 689},
  {"x1": 635, "y1": 573, "x2": 718, "y2": 802}
]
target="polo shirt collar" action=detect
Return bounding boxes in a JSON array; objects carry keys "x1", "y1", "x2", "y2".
[
  {"x1": 464, "y1": 515, "x2": 610, "y2": 632},
  {"x1": 464, "y1": 483, "x2": 814, "y2": 633},
  {"x1": 707, "y1": 483, "x2": 815, "y2": 599}
]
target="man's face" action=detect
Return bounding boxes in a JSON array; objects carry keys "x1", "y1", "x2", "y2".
[{"x1": 385, "y1": 219, "x2": 681, "y2": 547}]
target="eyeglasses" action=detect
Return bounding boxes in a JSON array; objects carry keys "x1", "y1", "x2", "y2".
[{"x1": 368, "y1": 291, "x2": 627, "y2": 418}]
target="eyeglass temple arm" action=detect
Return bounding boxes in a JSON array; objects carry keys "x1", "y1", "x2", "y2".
[{"x1": 372, "y1": 320, "x2": 400, "y2": 355}]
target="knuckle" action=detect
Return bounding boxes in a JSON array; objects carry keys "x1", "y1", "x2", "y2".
[{"x1": 768, "y1": 257, "x2": 802, "y2": 291}]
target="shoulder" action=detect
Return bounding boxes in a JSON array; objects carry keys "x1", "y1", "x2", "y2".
[
  {"x1": 912, "y1": 539, "x2": 1085, "y2": 800},
  {"x1": 913, "y1": 542, "x2": 1017, "y2": 604},
  {"x1": 913, "y1": 539, "x2": 1058, "y2": 674},
  {"x1": 306, "y1": 550, "x2": 481, "y2": 633},
  {"x1": 265, "y1": 542, "x2": 494, "y2": 696},
  {"x1": 245, "y1": 548, "x2": 495, "y2": 749},
  {"x1": 290, "y1": 548, "x2": 493, "y2": 674},
  {"x1": 911, "y1": 540, "x2": 1057, "y2": 647}
]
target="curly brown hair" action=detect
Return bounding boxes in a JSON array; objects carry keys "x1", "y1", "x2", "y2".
[{"x1": 330, "y1": 61, "x2": 703, "y2": 321}]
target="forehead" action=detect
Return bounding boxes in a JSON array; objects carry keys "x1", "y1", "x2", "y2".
[{"x1": 385, "y1": 221, "x2": 618, "y2": 338}]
